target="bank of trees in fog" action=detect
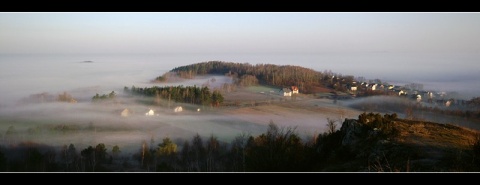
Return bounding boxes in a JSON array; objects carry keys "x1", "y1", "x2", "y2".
[
  {"x1": 19, "y1": 92, "x2": 78, "y2": 104},
  {"x1": 0, "y1": 120, "x2": 340, "y2": 172},
  {"x1": 130, "y1": 123, "x2": 311, "y2": 172},
  {"x1": 162, "y1": 61, "x2": 355, "y2": 94},
  {"x1": 125, "y1": 85, "x2": 224, "y2": 107},
  {"x1": 1, "y1": 113, "x2": 479, "y2": 172},
  {"x1": 92, "y1": 91, "x2": 116, "y2": 102}
]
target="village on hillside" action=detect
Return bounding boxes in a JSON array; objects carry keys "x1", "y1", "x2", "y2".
[{"x1": 317, "y1": 75, "x2": 472, "y2": 110}]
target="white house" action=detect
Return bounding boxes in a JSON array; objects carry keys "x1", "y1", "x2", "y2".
[
  {"x1": 145, "y1": 109, "x2": 154, "y2": 116},
  {"x1": 424, "y1": 91, "x2": 434, "y2": 99},
  {"x1": 282, "y1": 88, "x2": 292, "y2": 96},
  {"x1": 350, "y1": 86, "x2": 357, "y2": 91},
  {"x1": 446, "y1": 100, "x2": 452, "y2": 107},
  {"x1": 398, "y1": 90, "x2": 407, "y2": 96},
  {"x1": 121, "y1": 108, "x2": 130, "y2": 117},
  {"x1": 174, "y1": 106, "x2": 183, "y2": 113},
  {"x1": 416, "y1": 94, "x2": 422, "y2": 102}
]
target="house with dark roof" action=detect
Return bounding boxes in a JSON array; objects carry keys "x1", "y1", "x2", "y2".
[{"x1": 282, "y1": 88, "x2": 292, "y2": 97}]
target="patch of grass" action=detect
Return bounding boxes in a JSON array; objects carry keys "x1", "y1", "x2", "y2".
[{"x1": 245, "y1": 85, "x2": 281, "y2": 93}]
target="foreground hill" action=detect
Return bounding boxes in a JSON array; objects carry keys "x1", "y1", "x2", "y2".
[{"x1": 320, "y1": 113, "x2": 480, "y2": 171}]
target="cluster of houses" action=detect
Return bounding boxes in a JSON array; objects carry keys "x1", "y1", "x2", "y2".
[
  {"x1": 275, "y1": 83, "x2": 458, "y2": 108},
  {"x1": 281, "y1": 86, "x2": 299, "y2": 96},
  {"x1": 345, "y1": 81, "x2": 398, "y2": 93},
  {"x1": 344, "y1": 81, "x2": 464, "y2": 107}
]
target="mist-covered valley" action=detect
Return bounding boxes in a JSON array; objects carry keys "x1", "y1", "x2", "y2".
[{"x1": 1, "y1": 54, "x2": 480, "y2": 172}]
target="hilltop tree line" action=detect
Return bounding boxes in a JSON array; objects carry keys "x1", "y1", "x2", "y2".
[
  {"x1": 160, "y1": 61, "x2": 355, "y2": 94},
  {"x1": 124, "y1": 85, "x2": 224, "y2": 107}
]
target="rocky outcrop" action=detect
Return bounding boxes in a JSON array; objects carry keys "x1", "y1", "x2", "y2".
[
  {"x1": 323, "y1": 114, "x2": 480, "y2": 171},
  {"x1": 340, "y1": 119, "x2": 365, "y2": 146}
]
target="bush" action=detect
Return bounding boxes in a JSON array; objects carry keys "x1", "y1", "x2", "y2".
[{"x1": 473, "y1": 134, "x2": 480, "y2": 167}]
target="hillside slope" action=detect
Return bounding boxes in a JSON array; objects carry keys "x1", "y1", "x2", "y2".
[{"x1": 320, "y1": 113, "x2": 480, "y2": 172}]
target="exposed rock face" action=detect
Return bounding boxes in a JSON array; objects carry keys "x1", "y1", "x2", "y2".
[{"x1": 340, "y1": 119, "x2": 364, "y2": 146}]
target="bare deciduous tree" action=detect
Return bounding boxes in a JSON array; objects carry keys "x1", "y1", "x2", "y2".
[{"x1": 326, "y1": 118, "x2": 337, "y2": 134}]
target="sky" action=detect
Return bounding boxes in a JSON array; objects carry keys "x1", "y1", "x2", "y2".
[{"x1": 1, "y1": 12, "x2": 480, "y2": 55}]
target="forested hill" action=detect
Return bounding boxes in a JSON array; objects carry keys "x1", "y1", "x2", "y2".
[{"x1": 157, "y1": 61, "x2": 356, "y2": 94}]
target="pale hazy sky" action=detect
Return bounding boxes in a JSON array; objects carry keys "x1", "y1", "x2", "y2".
[{"x1": 1, "y1": 12, "x2": 480, "y2": 55}]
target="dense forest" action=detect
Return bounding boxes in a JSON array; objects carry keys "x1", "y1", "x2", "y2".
[
  {"x1": 124, "y1": 85, "x2": 224, "y2": 107},
  {"x1": 157, "y1": 61, "x2": 356, "y2": 94},
  {"x1": 1, "y1": 113, "x2": 478, "y2": 172}
]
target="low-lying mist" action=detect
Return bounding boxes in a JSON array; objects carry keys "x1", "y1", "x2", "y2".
[
  {"x1": 0, "y1": 93, "x2": 275, "y2": 155},
  {"x1": 342, "y1": 95, "x2": 480, "y2": 130}
]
